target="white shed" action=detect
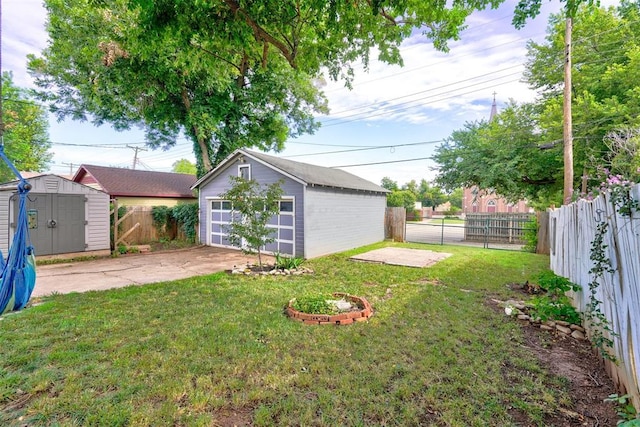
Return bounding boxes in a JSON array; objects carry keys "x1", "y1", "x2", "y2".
[
  {"x1": 193, "y1": 149, "x2": 389, "y2": 259},
  {"x1": 0, "y1": 174, "x2": 110, "y2": 258}
]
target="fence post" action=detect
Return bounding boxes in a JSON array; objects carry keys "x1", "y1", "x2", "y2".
[
  {"x1": 385, "y1": 207, "x2": 406, "y2": 242},
  {"x1": 536, "y1": 211, "x2": 550, "y2": 254}
]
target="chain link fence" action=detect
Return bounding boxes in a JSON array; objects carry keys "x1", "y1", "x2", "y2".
[{"x1": 406, "y1": 213, "x2": 534, "y2": 251}]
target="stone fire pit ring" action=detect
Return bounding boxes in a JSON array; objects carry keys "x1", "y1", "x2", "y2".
[{"x1": 286, "y1": 292, "x2": 373, "y2": 325}]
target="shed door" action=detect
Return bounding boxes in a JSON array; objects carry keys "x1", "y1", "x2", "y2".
[
  {"x1": 16, "y1": 193, "x2": 86, "y2": 256},
  {"x1": 209, "y1": 198, "x2": 295, "y2": 256}
]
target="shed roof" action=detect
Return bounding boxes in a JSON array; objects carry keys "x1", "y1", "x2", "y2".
[
  {"x1": 73, "y1": 165, "x2": 197, "y2": 199},
  {"x1": 193, "y1": 149, "x2": 389, "y2": 194}
]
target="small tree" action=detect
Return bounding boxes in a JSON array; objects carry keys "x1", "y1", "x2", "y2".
[{"x1": 220, "y1": 177, "x2": 284, "y2": 268}]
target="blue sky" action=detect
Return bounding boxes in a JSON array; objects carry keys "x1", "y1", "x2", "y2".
[{"x1": 2, "y1": 0, "x2": 619, "y2": 185}]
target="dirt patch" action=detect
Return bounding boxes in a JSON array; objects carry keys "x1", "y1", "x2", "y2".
[
  {"x1": 213, "y1": 407, "x2": 253, "y2": 427},
  {"x1": 488, "y1": 296, "x2": 619, "y2": 426},
  {"x1": 350, "y1": 247, "x2": 452, "y2": 268}
]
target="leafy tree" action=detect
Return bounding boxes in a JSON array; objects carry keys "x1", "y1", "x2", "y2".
[
  {"x1": 448, "y1": 188, "x2": 464, "y2": 209},
  {"x1": 0, "y1": 72, "x2": 52, "y2": 181},
  {"x1": 402, "y1": 179, "x2": 420, "y2": 198},
  {"x1": 28, "y1": 0, "x2": 504, "y2": 175},
  {"x1": 435, "y1": 4, "x2": 640, "y2": 207},
  {"x1": 418, "y1": 179, "x2": 447, "y2": 207},
  {"x1": 380, "y1": 177, "x2": 398, "y2": 191},
  {"x1": 220, "y1": 177, "x2": 283, "y2": 268},
  {"x1": 171, "y1": 159, "x2": 197, "y2": 175},
  {"x1": 386, "y1": 190, "x2": 416, "y2": 212},
  {"x1": 434, "y1": 102, "x2": 563, "y2": 208}
]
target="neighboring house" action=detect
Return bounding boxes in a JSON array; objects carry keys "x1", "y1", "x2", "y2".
[
  {"x1": 192, "y1": 149, "x2": 389, "y2": 259},
  {"x1": 462, "y1": 187, "x2": 531, "y2": 214},
  {"x1": 0, "y1": 174, "x2": 110, "y2": 257},
  {"x1": 72, "y1": 165, "x2": 197, "y2": 207}
]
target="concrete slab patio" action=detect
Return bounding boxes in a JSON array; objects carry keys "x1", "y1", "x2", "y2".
[
  {"x1": 350, "y1": 247, "x2": 452, "y2": 268},
  {"x1": 33, "y1": 246, "x2": 270, "y2": 297}
]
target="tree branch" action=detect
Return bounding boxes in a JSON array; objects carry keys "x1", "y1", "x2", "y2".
[
  {"x1": 181, "y1": 87, "x2": 213, "y2": 171},
  {"x1": 224, "y1": 0, "x2": 297, "y2": 68},
  {"x1": 190, "y1": 41, "x2": 244, "y2": 73}
]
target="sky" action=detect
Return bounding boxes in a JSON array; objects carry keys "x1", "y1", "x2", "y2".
[{"x1": 1, "y1": 0, "x2": 620, "y2": 186}]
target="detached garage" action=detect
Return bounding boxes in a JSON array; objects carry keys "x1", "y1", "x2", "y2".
[
  {"x1": 0, "y1": 174, "x2": 110, "y2": 258},
  {"x1": 192, "y1": 149, "x2": 389, "y2": 259}
]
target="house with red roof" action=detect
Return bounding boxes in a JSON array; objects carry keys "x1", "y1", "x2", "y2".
[{"x1": 72, "y1": 165, "x2": 197, "y2": 207}]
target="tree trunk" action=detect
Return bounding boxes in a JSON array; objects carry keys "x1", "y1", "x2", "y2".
[{"x1": 181, "y1": 87, "x2": 213, "y2": 172}]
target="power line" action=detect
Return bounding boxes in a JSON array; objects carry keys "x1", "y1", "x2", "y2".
[
  {"x1": 323, "y1": 64, "x2": 524, "y2": 118},
  {"x1": 331, "y1": 157, "x2": 433, "y2": 168},
  {"x1": 283, "y1": 139, "x2": 443, "y2": 158}
]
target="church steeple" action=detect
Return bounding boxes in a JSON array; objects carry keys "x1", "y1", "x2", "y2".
[
  {"x1": 489, "y1": 92, "x2": 498, "y2": 121},
  {"x1": 489, "y1": 92, "x2": 498, "y2": 122}
]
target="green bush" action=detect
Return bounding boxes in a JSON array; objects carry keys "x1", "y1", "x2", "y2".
[
  {"x1": 275, "y1": 253, "x2": 303, "y2": 270},
  {"x1": 171, "y1": 203, "x2": 199, "y2": 243},
  {"x1": 529, "y1": 271, "x2": 581, "y2": 324},
  {"x1": 522, "y1": 216, "x2": 538, "y2": 253}
]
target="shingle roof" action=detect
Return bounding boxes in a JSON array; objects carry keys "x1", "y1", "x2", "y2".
[
  {"x1": 73, "y1": 165, "x2": 196, "y2": 199},
  {"x1": 193, "y1": 149, "x2": 388, "y2": 194}
]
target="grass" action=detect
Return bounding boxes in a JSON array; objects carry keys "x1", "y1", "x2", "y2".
[{"x1": 0, "y1": 242, "x2": 569, "y2": 426}]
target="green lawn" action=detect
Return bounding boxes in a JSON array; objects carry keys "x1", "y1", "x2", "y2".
[{"x1": 1, "y1": 242, "x2": 569, "y2": 426}]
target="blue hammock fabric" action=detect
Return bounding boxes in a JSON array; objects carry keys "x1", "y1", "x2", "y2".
[{"x1": 0, "y1": 149, "x2": 36, "y2": 314}]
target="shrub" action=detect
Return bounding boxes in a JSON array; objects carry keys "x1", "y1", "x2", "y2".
[
  {"x1": 274, "y1": 253, "x2": 303, "y2": 270},
  {"x1": 529, "y1": 271, "x2": 581, "y2": 324},
  {"x1": 522, "y1": 216, "x2": 538, "y2": 253}
]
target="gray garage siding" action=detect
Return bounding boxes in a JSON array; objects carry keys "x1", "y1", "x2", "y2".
[
  {"x1": 304, "y1": 186, "x2": 386, "y2": 259},
  {"x1": 197, "y1": 157, "x2": 305, "y2": 258}
]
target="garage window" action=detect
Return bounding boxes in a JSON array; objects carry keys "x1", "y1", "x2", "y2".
[
  {"x1": 209, "y1": 196, "x2": 295, "y2": 256},
  {"x1": 238, "y1": 165, "x2": 250, "y2": 180}
]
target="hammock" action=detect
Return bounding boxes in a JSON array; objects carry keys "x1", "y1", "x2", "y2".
[{"x1": 0, "y1": 146, "x2": 36, "y2": 314}]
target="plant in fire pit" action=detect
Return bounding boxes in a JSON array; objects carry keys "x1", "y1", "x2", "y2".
[
  {"x1": 292, "y1": 295, "x2": 337, "y2": 315},
  {"x1": 291, "y1": 294, "x2": 358, "y2": 315},
  {"x1": 220, "y1": 177, "x2": 284, "y2": 269}
]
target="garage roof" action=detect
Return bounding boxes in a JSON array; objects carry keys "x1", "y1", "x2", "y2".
[
  {"x1": 193, "y1": 149, "x2": 389, "y2": 194},
  {"x1": 73, "y1": 165, "x2": 197, "y2": 198}
]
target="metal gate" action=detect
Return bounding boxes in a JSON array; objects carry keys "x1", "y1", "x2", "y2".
[
  {"x1": 406, "y1": 214, "x2": 533, "y2": 251},
  {"x1": 15, "y1": 193, "x2": 86, "y2": 255}
]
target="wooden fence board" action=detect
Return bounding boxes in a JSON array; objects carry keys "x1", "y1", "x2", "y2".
[
  {"x1": 550, "y1": 184, "x2": 640, "y2": 407},
  {"x1": 464, "y1": 213, "x2": 533, "y2": 244},
  {"x1": 385, "y1": 207, "x2": 406, "y2": 242}
]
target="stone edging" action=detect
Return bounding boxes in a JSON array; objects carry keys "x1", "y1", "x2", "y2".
[
  {"x1": 285, "y1": 293, "x2": 373, "y2": 325},
  {"x1": 497, "y1": 299, "x2": 587, "y2": 340}
]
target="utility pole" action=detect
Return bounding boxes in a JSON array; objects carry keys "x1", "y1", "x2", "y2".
[
  {"x1": 61, "y1": 162, "x2": 76, "y2": 175},
  {"x1": 563, "y1": 17, "x2": 573, "y2": 205},
  {"x1": 127, "y1": 145, "x2": 147, "y2": 170}
]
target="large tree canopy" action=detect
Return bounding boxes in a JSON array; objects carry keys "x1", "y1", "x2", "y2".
[
  {"x1": 0, "y1": 72, "x2": 52, "y2": 182},
  {"x1": 434, "y1": 3, "x2": 640, "y2": 207},
  {"x1": 28, "y1": 0, "x2": 502, "y2": 176}
]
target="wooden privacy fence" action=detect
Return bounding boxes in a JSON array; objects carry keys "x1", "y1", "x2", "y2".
[
  {"x1": 550, "y1": 184, "x2": 640, "y2": 406},
  {"x1": 112, "y1": 206, "x2": 182, "y2": 246},
  {"x1": 385, "y1": 207, "x2": 406, "y2": 242},
  {"x1": 464, "y1": 213, "x2": 533, "y2": 244}
]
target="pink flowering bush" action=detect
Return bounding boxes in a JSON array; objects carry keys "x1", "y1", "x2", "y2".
[{"x1": 584, "y1": 168, "x2": 639, "y2": 216}]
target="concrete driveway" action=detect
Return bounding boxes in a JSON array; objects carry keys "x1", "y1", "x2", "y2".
[{"x1": 33, "y1": 246, "x2": 270, "y2": 297}]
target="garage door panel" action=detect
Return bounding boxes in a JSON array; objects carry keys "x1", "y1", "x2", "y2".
[
  {"x1": 279, "y1": 228, "x2": 294, "y2": 241},
  {"x1": 208, "y1": 198, "x2": 295, "y2": 256}
]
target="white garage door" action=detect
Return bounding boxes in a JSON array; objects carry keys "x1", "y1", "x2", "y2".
[{"x1": 208, "y1": 198, "x2": 295, "y2": 256}]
